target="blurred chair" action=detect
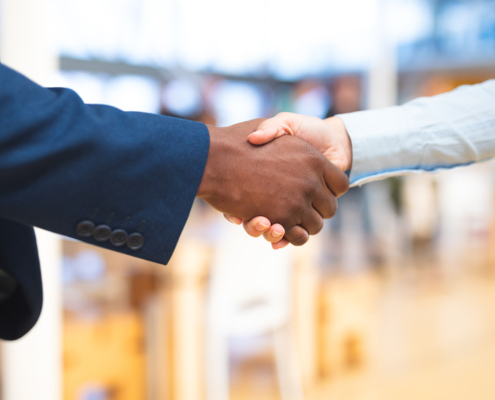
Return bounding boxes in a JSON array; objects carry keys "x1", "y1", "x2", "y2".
[{"x1": 205, "y1": 223, "x2": 305, "y2": 400}]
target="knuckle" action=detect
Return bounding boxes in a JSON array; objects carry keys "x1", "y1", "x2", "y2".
[
  {"x1": 327, "y1": 199, "x2": 338, "y2": 219},
  {"x1": 309, "y1": 218, "x2": 324, "y2": 235},
  {"x1": 326, "y1": 169, "x2": 350, "y2": 198},
  {"x1": 337, "y1": 174, "x2": 350, "y2": 197},
  {"x1": 319, "y1": 196, "x2": 338, "y2": 219},
  {"x1": 285, "y1": 225, "x2": 310, "y2": 246},
  {"x1": 291, "y1": 232, "x2": 309, "y2": 246}
]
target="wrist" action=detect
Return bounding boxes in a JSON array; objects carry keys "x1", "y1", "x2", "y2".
[
  {"x1": 197, "y1": 125, "x2": 220, "y2": 199},
  {"x1": 324, "y1": 116, "x2": 353, "y2": 171}
]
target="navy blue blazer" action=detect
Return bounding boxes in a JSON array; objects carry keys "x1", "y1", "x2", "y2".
[{"x1": 0, "y1": 64, "x2": 210, "y2": 340}]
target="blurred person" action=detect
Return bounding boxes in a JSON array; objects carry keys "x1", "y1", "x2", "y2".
[
  {"x1": 226, "y1": 80, "x2": 495, "y2": 248},
  {"x1": 324, "y1": 76, "x2": 379, "y2": 269},
  {"x1": 0, "y1": 63, "x2": 349, "y2": 340},
  {"x1": 292, "y1": 80, "x2": 331, "y2": 118},
  {"x1": 324, "y1": 76, "x2": 361, "y2": 117}
]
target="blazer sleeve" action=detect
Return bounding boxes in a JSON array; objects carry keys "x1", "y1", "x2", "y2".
[{"x1": 0, "y1": 63, "x2": 210, "y2": 265}]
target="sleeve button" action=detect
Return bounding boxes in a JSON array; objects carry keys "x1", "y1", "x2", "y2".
[
  {"x1": 76, "y1": 220, "x2": 95, "y2": 237},
  {"x1": 93, "y1": 225, "x2": 112, "y2": 242},
  {"x1": 110, "y1": 229, "x2": 128, "y2": 247},
  {"x1": 127, "y1": 233, "x2": 144, "y2": 251}
]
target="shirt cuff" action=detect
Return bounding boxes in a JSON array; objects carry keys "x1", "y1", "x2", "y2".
[{"x1": 337, "y1": 106, "x2": 423, "y2": 186}]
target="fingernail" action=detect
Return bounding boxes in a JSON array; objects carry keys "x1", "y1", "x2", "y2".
[
  {"x1": 255, "y1": 222, "x2": 269, "y2": 231},
  {"x1": 272, "y1": 230, "x2": 283, "y2": 238},
  {"x1": 225, "y1": 216, "x2": 234, "y2": 223}
]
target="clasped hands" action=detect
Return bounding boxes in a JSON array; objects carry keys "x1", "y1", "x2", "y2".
[{"x1": 197, "y1": 114, "x2": 353, "y2": 249}]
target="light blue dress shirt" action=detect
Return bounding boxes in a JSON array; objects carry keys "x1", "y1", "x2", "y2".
[{"x1": 338, "y1": 79, "x2": 495, "y2": 186}]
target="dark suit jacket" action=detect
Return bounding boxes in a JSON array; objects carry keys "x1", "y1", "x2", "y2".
[{"x1": 0, "y1": 64, "x2": 210, "y2": 340}]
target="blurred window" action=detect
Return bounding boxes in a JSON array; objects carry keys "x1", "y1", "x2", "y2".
[
  {"x1": 161, "y1": 78, "x2": 203, "y2": 117},
  {"x1": 211, "y1": 81, "x2": 264, "y2": 126},
  {"x1": 53, "y1": 0, "x2": 440, "y2": 78},
  {"x1": 52, "y1": 71, "x2": 160, "y2": 112},
  {"x1": 293, "y1": 85, "x2": 331, "y2": 118}
]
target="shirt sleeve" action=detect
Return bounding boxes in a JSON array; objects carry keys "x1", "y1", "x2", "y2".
[{"x1": 338, "y1": 79, "x2": 495, "y2": 186}]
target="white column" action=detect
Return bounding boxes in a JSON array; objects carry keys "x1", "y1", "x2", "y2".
[
  {"x1": 0, "y1": 1, "x2": 62, "y2": 400},
  {"x1": 2, "y1": 230, "x2": 62, "y2": 400},
  {"x1": 366, "y1": 0, "x2": 397, "y2": 109},
  {"x1": 0, "y1": 0, "x2": 59, "y2": 82}
]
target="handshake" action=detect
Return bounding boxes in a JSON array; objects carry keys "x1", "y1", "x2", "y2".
[{"x1": 197, "y1": 113, "x2": 353, "y2": 249}]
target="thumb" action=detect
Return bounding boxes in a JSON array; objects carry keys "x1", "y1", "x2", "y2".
[
  {"x1": 248, "y1": 125, "x2": 283, "y2": 145},
  {"x1": 248, "y1": 113, "x2": 297, "y2": 145}
]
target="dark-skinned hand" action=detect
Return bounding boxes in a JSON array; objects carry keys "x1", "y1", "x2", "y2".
[{"x1": 197, "y1": 118, "x2": 349, "y2": 246}]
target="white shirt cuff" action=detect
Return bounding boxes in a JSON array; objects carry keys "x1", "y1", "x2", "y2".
[{"x1": 337, "y1": 106, "x2": 423, "y2": 186}]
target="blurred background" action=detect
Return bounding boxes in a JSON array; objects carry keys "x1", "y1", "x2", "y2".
[{"x1": 2, "y1": 0, "x2": 495, "y2": 399}]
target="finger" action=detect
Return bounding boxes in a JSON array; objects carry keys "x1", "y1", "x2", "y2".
[
  {"x1": 299, "y1": 209, "x2": 324, "y2": 236},
  {"x1": 272, "y1": 238, "x2": 290, "y2": 250},
  {"x1": 313, "y1": 188, "x2": 338, "y2": 220},
  {"x1": 224, "y1": 214, "x2": 242, "y2": 225},
  {"x1": 284, "y1": 225, "x2": 310, "y2": 246},
  {"x1": 262, "y1": 223, "x2": 285, "y2": 243},
  {"x1": 242, "y1": 216, "x2": 271, "y2": 238},
  {"x1": 248, "y1": 113, "x2": 299, "y2": 145},
  {"x1": 323, "y1": 161, "x2": 350, "y2": 198}
]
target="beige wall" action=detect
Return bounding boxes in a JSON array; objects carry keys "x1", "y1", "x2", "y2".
[{"x1": 0, "y1": 1, "x2": 62, "y2": 400}]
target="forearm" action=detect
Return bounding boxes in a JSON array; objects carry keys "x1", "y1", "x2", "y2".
[
  {"x1": 337, "y1": 79, "x2": 495, "y2": 186},
  {"x1": 0, "y1": 64, "x2": 209, "y2": 264}
]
